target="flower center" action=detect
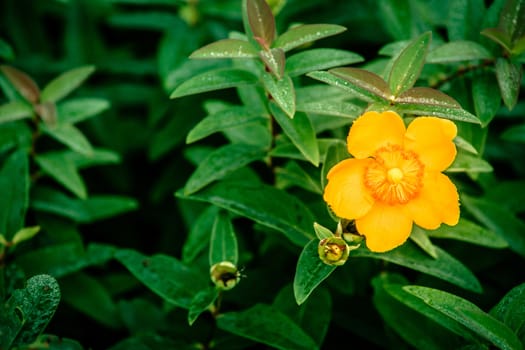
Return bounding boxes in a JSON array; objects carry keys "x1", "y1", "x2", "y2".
[{"x1": 364, "y1": 144, "x2": 424, "y2": 205}]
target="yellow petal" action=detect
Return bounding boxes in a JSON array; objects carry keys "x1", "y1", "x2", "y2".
[
  {"x1": 404, "y1": 117, "x2": 457, "y2": 172},
  {"x1": 347, "y1": 110, "x2": 406, "y2": 159},
  {"x1": 355, "y1": 202, "x2": 413, "y2": 252},
  {"x1": 403, "y1": 171, "x2": 460, "y2": 229},
  {"x1": 324, "y1": 158, "x2": 375, "y2": 219}
]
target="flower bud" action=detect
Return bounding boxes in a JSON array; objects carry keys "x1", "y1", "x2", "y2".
[
  {"x1": 318, "y1": 237, "x2": 350, "y2": 266},
  {"x1": 210, "y1": 261, "x2": 241, "y2": 291}
]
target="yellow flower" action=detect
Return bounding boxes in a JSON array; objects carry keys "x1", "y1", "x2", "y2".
[{"x1": 323, "y1": 110, "x2": 460, "y2": 252}]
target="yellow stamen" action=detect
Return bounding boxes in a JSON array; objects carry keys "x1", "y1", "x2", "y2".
[{"x1": 364, "y1": 145, "x2": 424, "y2": 205}]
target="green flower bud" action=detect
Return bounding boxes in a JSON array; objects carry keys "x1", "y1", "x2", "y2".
[
  {"x1": 210, "y1": 261, "x2": 241, "y2": 291},
  {"x1": 318, "y1": 237, "x2": 350, "y2": 266}
]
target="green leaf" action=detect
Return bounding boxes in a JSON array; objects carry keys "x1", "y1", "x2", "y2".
[
  {"x1": 373, "y1": 275, "x2": 465, "y2": 350},
  {"x1": 498, "y1": 0, "x2": 525, "y2": 43},
  {"x1": 209, "y1": 211, "x2": 238, "y2": 266},
  {"x1": 262, "y1": 73, "x2": 295, "y2": 118},
  {"x1": 427, "y1": 41, "x2": 493, "y2": 63},
  {"x1": 275, "y1": 160, "x2": 322, "y2": 194},
  {"x1": 183, "y1": 143, "x2": 267, "y2": 195},
  {"x1": 405, "y1": 285, "x2": 523, "y2": 350},
  {"x1": 190, "y1": 39, "x2": 259, "y2": 59},
  {"x1": 472, "y1": 71, "x2": 501, "y2": 127},
  {"x1": 462, "y1": 194, "x2": 525, "y2": 258},
  {"x1": 177, "y1": 180, "x2": 316, "y2": 246},
  {"x1": 63, "y1": 148, "x2": 121, "y2": 169},
  {"x1": 182, "y1": 206, "x2": 219, "y2": 263},
  {"x1": 410, "y1": 226, "x2": 437, "y2": 259},
  {"x1": 188, "y1": 287, "x2": 219, "y2": 326},
  {"x1": 447, "y1": 0, "x2": 486, "y2": 41},
  {"x1": 426, "y1": 218, "x2": 508, "y2": 248},
  {"x1": 0, "y1": 38, "x2": 15, "y2": 61},
  {"x1": 319, "y1": 68, "x2": 391, "y2": 102},
  {"x1": 446, "y1": 150, "x2": 493, "y2": 173},
  {"x1": 352, "y1": 241, "x2": 482, "y2": 293},
  {"x1": 259, "y1": 48, "x2": 285, "y2": 79},
  {"x1": 313, "y1": 222, "x2": 334, "y2": 240},
  {"x1": 377, "y1": 0, "x2": 412, "y2": 40},
  {"x1": 115, "y1": 249, "x2": 208, "y2": 309},
  {"x1": 6, "y1": 274, "x2": 61, "y2": 348},
  {"x1": 273, "y1": 24, "x2": 347, "y2": 52},
  {"x1": 270, "y1": 103, "x2": 319, "y2": 166},
  {"x1": 0, "y1": 101, "x2": 33, "y2": 124},
  {"x1": 246, "y1": 0, "x2": 276, "y2": 48},
  {"x1": 35, "y1": 152, "x2": 87, "y2": 199},
  {"x1": 40, "y1": 66, "x2": 95, "y2": 103},
  {"x1": 388, "y1": 31, "x2": 431, "y2": 96},
  {"x1": 41, "y1": 123, "x2": 94, "y2": 155},
  {"x1": 60, "y1": 272, "x2": 121, "y2": 328},
  {"x1": 296, "y1": 100, "x2": 362, "y2": 118},
  {"x1": 11, "y1": 226, "x2": 40, "y2": 245},
  {"x1": 293, "y1": 239, "x2": 336, "y2": 305},
  {"x1": 0, "y1": 149, "x2": 29, "y2": 240},
  {"x1": 186, "y1": 106, "x2": 268, "y2": 143},
  {"x1": 481, "y1": 27, "x2": 513, "y2": 52},
  {"x1": 286, "y1": 49, "x2": 363, "y2": 77},
  {"x1": 321, "y1": 139, "x2": 348, "y2": 190},
  {"x1": 217, "y1": 304, "x2": 318, "y2": 350},
  {"x1": 0, "y1": 65, "x2": 40, "y2": 104},
  {"x1": 490, "y1": 282, "x2": 525, "y2": 336},
  {"x1": 170, "y1": 68, "x2": 258, "y2": 98},
  {"x1": 31, "y1": 187, "x2": 138, "y2": 224},
  {"x1": 495, "y1": 57, "x2": 522, "y2": 110},
  {"x1": 395, "y1": 87, "x2": 481, "y2": 123},
  {"x1": 57, "y1": 98, "x2": 110, "y2": 124}
]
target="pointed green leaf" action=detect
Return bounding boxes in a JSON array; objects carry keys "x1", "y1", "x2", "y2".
[
  {"x1": 188, "y1": 287, "x2": 219, "y2": 326},
  {"x1": 296, "y1": 100, "x2": 362, "y2": 118},
  {"x1": 270, "y1": 103, "x2": 319, "y2": 166},
  {"x1": 209, "y1": 211, "x2": 238, "y2": 266},
  {"x1": 177, "y1": 180, "x2": 316, "y2": 246},
  {"x1": 405, "y1": 285, "x2": 523, "y2": 350},
  {"x1": 490, "y1": 282, "x2": 525, "y2": 334},
  {"x1": 447, "y1": 150, "x2": 493, "y2": 173},
  {"x1": 273, "y1": 24, "x2": 347, "y2": 52},
  {"x1": 190, "y1": 39, "x2": 258, "y2": 59},
  {"x1": 293, "y1": 239, "x2": 336, "y2": 305},
  {"x1": 57, "y1": 98, "x2": 110, "y2": 124},
  {"x1": 7, "y1": 274, "x2": 61, "y2": 348},
  {"x1": 313, "y1": 222, "x2": 334, "y2": 240},
  {"x1": 186, "y1": 106, "x2": 267, "y2": 144},
  {"x1": 11, "y1": 226, "x2": 40, "y2": 246},
  {"x1": 259, "y1": 48, "x2": 285, "y2": 79},
  {"x1": 35, "y1": 152, "x2": 87, "y2": 199},
  {"x1": 395, "y1": 87, "x2": 480, "y2": 123},
  {"x1": 0, "y1": 65, "x2": 40, "y2": 103},
  {"x1": 426, "y1": 218, "x2": 508, "y2": 248},
  {"x1": 319, "y1": 67, "x2": 391, "y2": 102},
  {"x1": 183, "y1": 206, "x2": 219, "y2": 263},
  {"x1": 247, "y1": 0, "x2": 276, "y2": 48},
  {"x1": 447, "y1": 0, "x2": 486, "y2": 41},
  {"x1": 275, "y1": 160, "x2": 322, "y2": 194},
  {"x1": 498, "y1": 0, "x2": 525, "y2": 43},
  {"x1": 217, "y1": 304, "x2": 318, "y2": 350},
  {"x1": 352, "y1": 241, "x2": 482, "y2": 292},
  {"x1": 472, "y1": 71, "x2": 501, "y2": 127},
  {"x1": 263, "y1": 73, "x2": 295, "y2": 118},
  {"x1": 0, "y1": 149, "x2": 29, "y2": 240},
  {"x1": 0, "y1": 101, "x2": 33, "y2": 124},
  {"x1": 184, "y1": 143, "x2": 266, "y2": 195},
  {"x1": 31, "y1": 187, "x2": 138, "y2": 224},
  {"x1": 388, "y1": 31, "x2": 431, "y2": 96},
  {"x1": 115, "y1": 249, "x2": 208, "y2": 309},
  {"x1": 410, "y1": 226, "x2": 437, "y2": 259},
  {"x1": 63, "y1": 148, "x2": 121, "y2": 169},
  {"x1": 427, "y1": 41, "x2": 493, "y2": 63},
  {"x1": 170, "y1": 68, "x2": 258, "y2": 98},
  {"x1": 481, "y1": 27, "x2": 513, "y2": 52},
  {"x1": 286, "y1": 49, "x2": 363, "y2": 77},
  {"x1": 41, "y1": 123, "x2": 94, "y2": 155},
  {"x1": 462, "y1": 194, "x2": 525, "y2": 258},
  {"x1": 40, "y1": 66, "x2": 95, "y2": 103},
  {"x1": 495, "y1": 57, "x2": 522, "y2": 110}
]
